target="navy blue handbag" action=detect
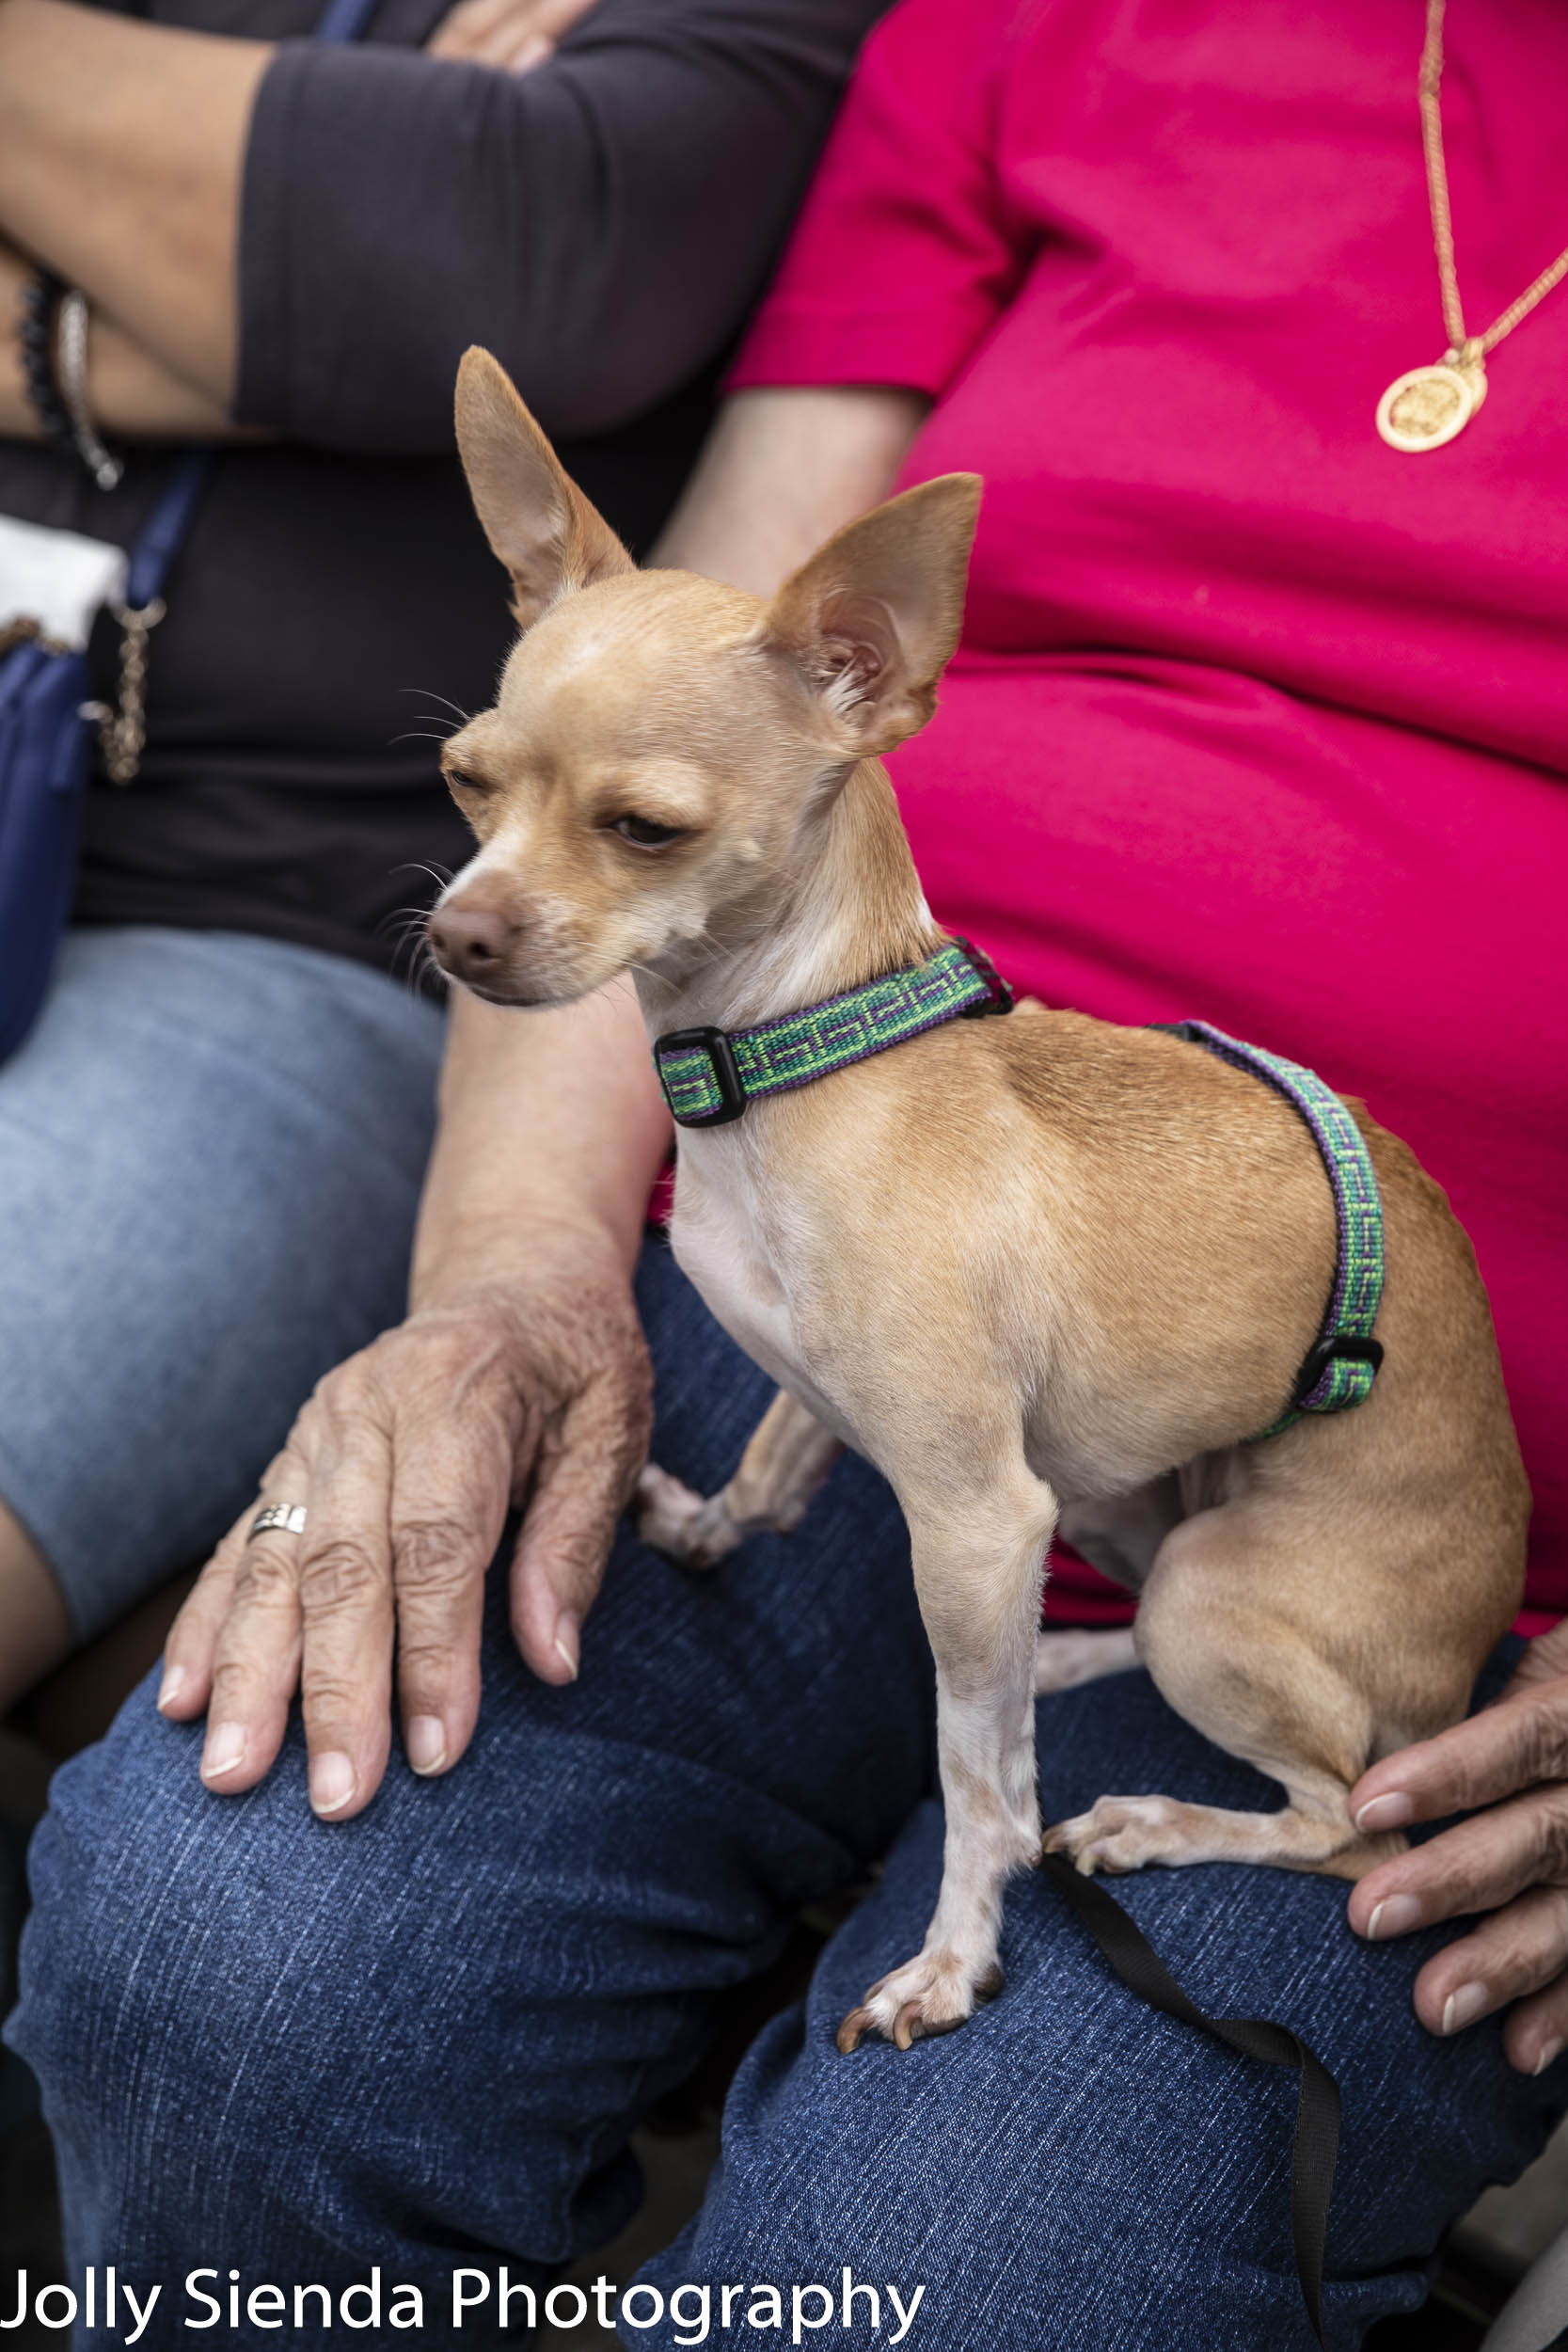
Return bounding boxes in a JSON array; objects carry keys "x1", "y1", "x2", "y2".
[
  {"x1": 0, "y1": 455, "x2": 210, "y2": 1062},
  {"x1": 0, "y1": 0, "x2": 378, "y2": 1068}
]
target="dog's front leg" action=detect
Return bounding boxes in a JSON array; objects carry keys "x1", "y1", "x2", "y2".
[
  {"x1": 839, "y1": 1461, "x2": 1057, "y2": 2052},
  {"x1": 636, "y1": 1387, "x2": 843, "y2": 1568}
]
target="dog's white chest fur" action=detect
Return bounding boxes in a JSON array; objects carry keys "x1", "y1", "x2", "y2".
[{"x1": 666, "y1": 1142, "x2": 858, "y2": 1446}]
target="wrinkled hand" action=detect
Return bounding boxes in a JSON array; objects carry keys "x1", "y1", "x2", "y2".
[
  {"x1": 159, "y1": 1232, "x2": 652, "y2": 1818},
  {"x1": 1349, "y1": 1617, "x2": 1568, "y2": 2075},
  {"x1": 426, "y1": 0, "x2": 597, "y2": 72}
]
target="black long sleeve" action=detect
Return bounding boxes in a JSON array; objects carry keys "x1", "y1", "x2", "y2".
[
  {"x1": 237, "y1": 0, "x2": 887, "y2": 452},
  {"x1": 0, "y1": 0, "x2": 895, "y2": 966}
]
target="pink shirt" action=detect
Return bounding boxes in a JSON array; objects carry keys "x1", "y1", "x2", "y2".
[{"x1": 730, "y1": 0, "x2": 1568, "y2": 1629}]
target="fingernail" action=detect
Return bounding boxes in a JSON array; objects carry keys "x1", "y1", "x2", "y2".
[
  {"x1": 1365, "y1": 1894, "x2": 1422, "y2": 1940},
  {"x1": 200, "y1": 1722, "x2": 246, "y2": 1781},
  {"x1": 553, "y1": 1613, "x2": 579, "y2": 1680},
  {"x1": 309, "y1": 1751, "x2": 356, "y2": 1817},
  {"x1": 157, "y1": 1665, "x2": 185, "y2": 1713},
  {"x1": 1534, "y1": 2039, "x2": 1565, "y2": 2075},
  {"x1": 1441, "y1": 1981, "x2": 1489, "y2": 2036},
  {"x1": 510, "y1": 31, "x2": 551, "y2": 70},
  {"x1": 1355, "y1": 1792, "x2": 1415, "y2": 1834},
  {"x1": 406, "y1": 1715, "x2": 447, "y2": 1774}
]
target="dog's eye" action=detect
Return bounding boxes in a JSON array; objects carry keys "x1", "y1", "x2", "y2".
[
  {"x1": 611, "y1": 815, "x2": 684, "y2": 849},
  {"x1": 443, "y1": 766, "x2": 487, "y2": 796}
]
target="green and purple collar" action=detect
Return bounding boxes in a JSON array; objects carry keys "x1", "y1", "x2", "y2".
[{"x1": 652, "y1": 936, "x2": 1012, "y2": 1129}]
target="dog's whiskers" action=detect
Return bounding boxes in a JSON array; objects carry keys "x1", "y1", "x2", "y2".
[
  {"x1": 391, "y1": 861, "x2": 456, "y2": 896},
  {"x1": 380, "y1": 881, "x2": 457, "y2": 993},
  {"x1": 398, "y1": 686, "x2": 473, "y2": 724},
  {"x1": 390, "y1": 930, "x2": 449, "y2": 999}
]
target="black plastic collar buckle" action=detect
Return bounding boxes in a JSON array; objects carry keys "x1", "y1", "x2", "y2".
[
  {"x1": 954, "y1": 936, "x2": 1015, "y2": 1018},
  {"x1": 1291, "y1": 1333, "x2": 1385, "y2": 1410},
  {"x1": 655, "y1": 1025, "x2": 748, "y2": 1126}
]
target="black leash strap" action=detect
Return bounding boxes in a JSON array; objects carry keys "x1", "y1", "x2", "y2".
[{"x1": 1038, "y1": 1851, "x2": 1342, "y2": 2345}]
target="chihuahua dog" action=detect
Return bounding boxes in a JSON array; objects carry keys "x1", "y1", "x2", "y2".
[{"x1": 428, "y1": 350, "x2": 1528, "y2": 2053}]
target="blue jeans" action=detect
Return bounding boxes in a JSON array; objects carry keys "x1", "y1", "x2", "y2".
[
  {"x1": 9, "y1": 1243, "x2": 1564, "y2": 2349},
  {"x1": 0, "y1": 928, "x2": 444, "y2": 1636}
]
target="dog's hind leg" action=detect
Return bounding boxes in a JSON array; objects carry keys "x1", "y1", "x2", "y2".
[
  {"x1": 1029, "y1": 1478, "x2": 1178, "y2": 1692},
  {"x1": 1043, "y1": 1502, "x2": 1418, "y2": 1883},
  {"x1": 635, "y1": 1387, "x2": 843, "y2": 1568},
  {"x1": 1028, "y1": 1478, "x2": 1175, "y2": 1692},
  {"x1": 1033, "y1": 1627, "x2": 1140, "y2": 1692},
  {"x1": 839, "y1": 1449, "x2": 1057, "y2": 2051},
  {"x1": 1043, "y1": 1766, "x2": 1401, "y2": 1883},
  {"x1": 1058, "y1": 1476, "x2": 1182, "y2": 1591}
]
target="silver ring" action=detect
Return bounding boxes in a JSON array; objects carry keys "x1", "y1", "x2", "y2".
[{"x1": 248, "y1": 1502, "x2": 308, "y2": 1541}]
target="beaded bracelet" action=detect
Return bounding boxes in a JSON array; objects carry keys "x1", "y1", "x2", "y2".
[
  {"x1": 17, "y1": 267, "x2": 123, "y2": 491},
  {"x1": 18, "y1": 266, "x2": 74, "y2": 456}
]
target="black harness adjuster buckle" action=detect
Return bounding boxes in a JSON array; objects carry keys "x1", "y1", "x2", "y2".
[
  {"x1": 655, "y1": 1025, "x2": 749, "y2": 1126},
  {"x1": 953, "y1": 936, "x2": 1016, "y2": 1018},
  {"x1": 1291, "y1": 1333, "x2": 1385, "y2": 1411}
]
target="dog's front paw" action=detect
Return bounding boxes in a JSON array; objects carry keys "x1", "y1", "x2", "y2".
[
  {"x1": 836, "y1": 1949, "x2": 1004, "y2": 2055},
  {"x1": 633, "y1": 1464, "x2": 738, "y2": 1569},
  {"x1": 1042, "y1": 1792, "x2": 1183, "y2": 1876}
]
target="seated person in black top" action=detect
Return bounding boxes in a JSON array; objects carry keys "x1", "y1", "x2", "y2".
[{"x1": 0, "y1": 0, "x2": 885, "y2": 1708}]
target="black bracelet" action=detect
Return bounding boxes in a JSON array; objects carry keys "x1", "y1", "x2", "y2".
[{"x1": 18, "y1": 266, "x2": 74, "y2": 455}]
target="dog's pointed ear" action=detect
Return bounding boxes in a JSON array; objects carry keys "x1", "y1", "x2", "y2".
[
  {"x1": 763, "y1": 475, "x2": 981, "y2": 755},
  {"x1": 455, "y1": 348, "x2": 634, "y2": 629}
]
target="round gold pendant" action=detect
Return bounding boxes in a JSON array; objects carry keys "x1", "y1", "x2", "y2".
[{"x1": 1375, "y1": 360, "x2": 1486, "y2": 452}]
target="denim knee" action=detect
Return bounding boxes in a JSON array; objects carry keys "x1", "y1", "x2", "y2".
[
  {"x1": 5, "y1": 1243, "x2": 941, "y2": 2328},
  {"x1": 10, "y1": 1690, "x2": 661, "y2": 2307},
  {"x1": 9, "y1": 1693, "x2": 477, "y2": 2281},
  {"x1": 634, "y1": 1752, "x2": 1568, "y2": 2352},
  {"x1": 8, "y1": 1575, "x2": 917, "y2": 2309}
]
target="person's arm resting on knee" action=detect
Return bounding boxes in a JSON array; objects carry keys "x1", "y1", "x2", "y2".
[{"x1": 162, "y1": 982, "x2": 670, "y2": 1818}]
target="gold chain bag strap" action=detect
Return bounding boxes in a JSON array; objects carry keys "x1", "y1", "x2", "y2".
[{"x1": 85, "y1": 590, "x2": 167, "y2": 787}]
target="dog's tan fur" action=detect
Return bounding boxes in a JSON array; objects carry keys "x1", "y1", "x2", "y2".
[{"x1": 431, "y1": 352, "x2": 1528, "y2": 2051}]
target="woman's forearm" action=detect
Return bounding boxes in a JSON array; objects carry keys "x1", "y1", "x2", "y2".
[
  {"x1": 409, "y1": 978, "x2": 672, "y2": 1308},
  {"x1": 86, "y1": 317, "x2": 251, "y2": 438},
  {"x1": 652, "y1": 387, "x2": 932, "y2": 595},
  {"x1": 0, "y1": 0, "x2": 269, "y2": 405},
  {"x1": 409, "y1": 392, "x2": 927, "y2": 1308},
  {"x1": 0, "y1": 239, "x2": 254, "y2": 440}
]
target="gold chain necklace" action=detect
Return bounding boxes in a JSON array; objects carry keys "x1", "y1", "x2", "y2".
[{"x1": 1376, "y1": 0, "x2": 1568, "y2": 452}]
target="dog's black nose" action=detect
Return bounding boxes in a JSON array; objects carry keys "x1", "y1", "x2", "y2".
[{"x1": 428, "y1": 902, "x2": 516, "y2": 982}]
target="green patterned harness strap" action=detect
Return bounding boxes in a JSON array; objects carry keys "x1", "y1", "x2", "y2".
[
  {"x1": 652, "y1": 936, "x2": 1012, "y2": 1128},
  {"x1": 1159, "y1": 1021, "x2": 1386, "y2": 1436}
]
